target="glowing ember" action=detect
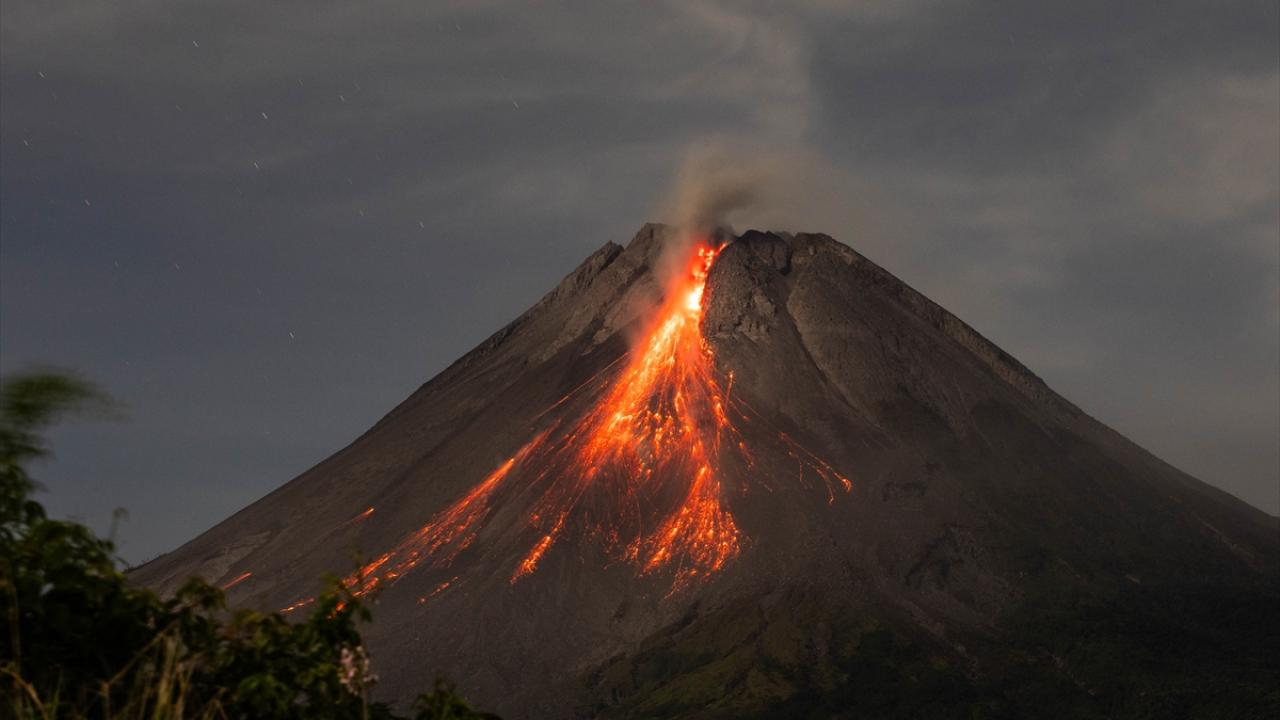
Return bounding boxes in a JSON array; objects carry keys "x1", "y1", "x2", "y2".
[
  {"x1": 220, "y1": 571, "x2": 252, "y2": 590},
  {"x1": 282, "y1": 237, "x2": 852, "y2": 611}
]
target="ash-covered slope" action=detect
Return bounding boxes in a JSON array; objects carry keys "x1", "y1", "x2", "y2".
[{"x1": 132, "y1": 225, "x2": 1279, "y2": 718}]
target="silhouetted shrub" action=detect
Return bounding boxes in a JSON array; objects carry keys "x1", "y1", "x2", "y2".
[{"x1": 0, "y1": 372, "x2": 496, "y2": 719}]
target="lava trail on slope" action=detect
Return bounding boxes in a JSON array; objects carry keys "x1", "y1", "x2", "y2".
[{"x1": 285, "y1": 236, "x2": 852, "y2": 609}]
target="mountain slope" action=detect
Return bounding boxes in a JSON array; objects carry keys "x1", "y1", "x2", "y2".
[{"x1": 131, "y1": 224, "x2": 1279, "y2": 718}]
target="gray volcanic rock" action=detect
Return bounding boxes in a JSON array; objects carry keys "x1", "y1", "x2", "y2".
[{"x1": 131, "y1": 225, "x2": 1279, "y2": 719}]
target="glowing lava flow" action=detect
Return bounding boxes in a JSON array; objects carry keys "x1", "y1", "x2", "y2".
[
  {"x1": 284, "y1": 238, "x2": 852, "y2": 610},
  {"x1": 514, "y1": 244, "x2": 741, "y2": 588}
]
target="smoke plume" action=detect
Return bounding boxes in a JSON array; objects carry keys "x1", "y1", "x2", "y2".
[{"x1": 654, "y1": 137, "x2": 889, "y2": 285}]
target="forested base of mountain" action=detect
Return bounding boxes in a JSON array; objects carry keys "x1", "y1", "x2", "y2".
[{"x1": 586, "y1": 578, "x2": 1280, "y2": 719}]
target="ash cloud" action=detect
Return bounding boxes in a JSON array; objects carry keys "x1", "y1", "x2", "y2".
[
  {"x1": 654, "y1": 137, "x2": 891, "y2": 282},
  {"x1": 653, "y1": 139, "x2": 777, "y2": 288},
  {"x1": 663, "y1": 141, "x2": 764, "y2": 235}
]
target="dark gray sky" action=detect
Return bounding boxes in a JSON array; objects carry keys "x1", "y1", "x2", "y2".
[{"x1": 2, "y1": 1, "x2": 1276, "y2": 563}]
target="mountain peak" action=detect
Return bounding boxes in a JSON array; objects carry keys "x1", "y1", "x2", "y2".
[{"x1": 132, "y1": 225, "x2": 1279, "y2": 718}]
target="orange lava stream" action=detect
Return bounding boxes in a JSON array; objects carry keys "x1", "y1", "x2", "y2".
[
  {"x1": 220, "y1": 571, "x2": 252, "y2": 590},
  {"x1": 340, "y1": 437, "x2": 546, "y2": 599},
  {"x1": 282, "y1": 238, "x2": 852, "y2": 611},
  {"x1": 514, "y1": 244, "x2": 741, "y2": 589}
]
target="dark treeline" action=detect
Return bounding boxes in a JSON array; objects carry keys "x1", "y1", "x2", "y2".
[{"x1": 0, "y1": 372, "x2": 498, "y2": 720}]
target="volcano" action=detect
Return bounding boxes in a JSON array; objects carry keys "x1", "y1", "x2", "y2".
[{"x1": 132, "y1": 225, "x2": 1279, "y2": 718}]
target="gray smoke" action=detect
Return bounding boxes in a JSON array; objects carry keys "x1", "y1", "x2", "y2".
[
  {"x1": 661, "y1": 138, "x2": 783, "y2": 234},
  {"x1": 654, "y1": 137, "x2": 892, "y2": 283}
]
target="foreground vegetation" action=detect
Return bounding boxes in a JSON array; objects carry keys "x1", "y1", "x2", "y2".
[
  {"x1": 0, "y1": 372, "x2": 497, "y2": 719},
  {"x1": 6, "y1": 370, "x2": 1276, "y2": 719}
]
